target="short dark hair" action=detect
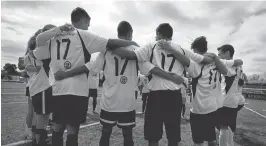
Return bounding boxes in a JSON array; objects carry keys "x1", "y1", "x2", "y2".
[
  {"x1": 28, "y1": 29, "x2": 42, "y2": 51},
  {"x1": 42, "y1": 24, "x2": 56, "y2": 32},
  {"x1": 191, "y1": 36, "x2": 208, "y2": 53},
  {"x1": 71, "y1": 7, "x2": 90, "y2": 23},
  {"x1": 156, "y1": 23, "x2": 173, "y2": 39},
  {"x1": 217, "y1": 44, "x2": 235, "y2": 57},
  {"x1": 117, "y1": 21, "x2": 133, "y2": 37}
]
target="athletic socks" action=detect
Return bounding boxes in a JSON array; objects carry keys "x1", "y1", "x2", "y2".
[
  {"x1": 99, "y1": 127, "x2": 112, "y2": 146},
  {"x1": 122, "y1": 128, "x2": 134, "y2": 146},
  {"x1": 35, "y1": 129, "x2": 48, "y2": 146},
  {"x1": 66, "y1": 134, "x2": 78, "y2": 146},
  {"x1": 219, "y1": 129, "x2": 229, "y2": 146},
  {"x1": 52, "y1": 131, "x2": 64, "y2": 146},
  {"x1": 228, "y1": 128, "x2": 234, "y2": 146},
  {"x1": 31, "y1": 126, "x2": 37, "y2": 146},
  {"x1": 93, "y1": 97, "x2": 97, "y2": 112}
]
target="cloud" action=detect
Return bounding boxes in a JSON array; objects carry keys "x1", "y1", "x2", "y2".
[
  {"x1": 1, "y1": 39, "x2": 26, "y2": 55},
  {"x1": 1, "y1": 1, "x2": 266, "y2": 74},
  {"x1": 253, "y1": 56, "x2": 266, "y2": 62},
  {"x1": 1, "y1": 1, "x2": 51, "y2": 9}
]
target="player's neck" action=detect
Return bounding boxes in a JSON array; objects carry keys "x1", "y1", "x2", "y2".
[
  {"x1": 73, "y1": 23, "x2": 86, "y2": 30},
  {"x1": 118, "y1": 36, "x2": 130, "y2": 41}
]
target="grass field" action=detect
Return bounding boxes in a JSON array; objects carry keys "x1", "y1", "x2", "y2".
[{"x1": 1, "y1": 82, "x2": 266, "y2": 146}]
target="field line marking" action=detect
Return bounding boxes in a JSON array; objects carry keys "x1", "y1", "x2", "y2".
[
  {"x1": 244, "y1": 106, "x2": 266, "y2": 119},
  {"x1": 3, "y1": 122, "x2": 100, "y2": 146},
  {"x1": 3, "y1": 112, "x2": 143, "y2": 146},
  {"x1": 2, "y1": 102, "x2": 27, "y2": 104},
  {"x1": 1, "y1": 93, "x2": 25, "y2": 95}
]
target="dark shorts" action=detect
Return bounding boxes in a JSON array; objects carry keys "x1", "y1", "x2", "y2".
[
  {"x1": 89, "y1": 89, "x2": 98, "y2": 98},
  {"x1": 217, "y1": 107, "x2": 238, "y2": 132},
  {"x1": 190, "y1": 111, "x2": 217, "y2": 143},
  {"x1": 144, "y1": 90, "x2": 182, "y2": 142},
  {"x1": 100, "y1": 110, "x2": 136, "y2": 128},
  {"x1": 32, "y1": 87, "x2": 53, "y2": 115},
  {"x1": 26, "y1": 87, "x2": 30, "y2": 97},
  {"x1": 142, "y1": 93, "x2": 149, "y2": 102},
  {"x1": 52, "y1": 95, "x2": 89, "y2": 124}
]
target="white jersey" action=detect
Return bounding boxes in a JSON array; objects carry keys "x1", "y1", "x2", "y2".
[
  {"x1": 88, "y1": 72, "x2": 99, "y2": 89},
  {"x1": 86, "y1": 46, "x2": 154, "y2": 112},
  {"x1": 24, "y1": 54, "x2": 50, "y2": 96},
  {"x1": 34, "y1": 29, "x2": 108, "y2": 97},
  {"x1": 222, "y1": 66, "x2": 243, "y2": 108},
  {"x1": 138, "y1": 74, "x2": 150, "y2": 93},
  {"x1": 134, "y1": 41, "x2": 204, "y2": 91},
  {"x1": 187, "y1": 59, "x2": 235, "y2": 114}
]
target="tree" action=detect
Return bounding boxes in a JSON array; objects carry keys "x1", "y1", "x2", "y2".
[{"x1": 3, "y1": 63, "x2": 18, "y2": 75}]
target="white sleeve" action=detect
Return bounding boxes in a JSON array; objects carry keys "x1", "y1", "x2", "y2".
[
  {"x1": 226, "y1": 67, "x2": 236, "y2": 77},
  {"x1": 82, "y1": 31, "x2": 108, "y2": 54},
  {"x1": 186, "y1": 60, "x2": 201, "y2": 78},
  {"x1": 139, "y1": 61, "x2": 155, "y2": 76},
  {"x1": 183, "y1": 48, "x2": 204, "y2": 63},
  {"x1": 220, "y1": 59, "x2": 235, "y2": 68},
  {"x1": 133, "y1": 44, "x2": 151, "y2": 62},
  {"x1": 24, "y1": 55, "x2": 33, "y2": 67},
  {"x1": 85, "y1": 52, "x2": 104, "y2": 73},
  {"x1": 33, "y1": 41, "x2": 50, "y2": 60}
]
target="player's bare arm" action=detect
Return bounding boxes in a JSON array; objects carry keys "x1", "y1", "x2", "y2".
[
  {"x1": 149, "y1": 67, "x2": 184, "y2": 85},
  {"x1": 158, "y1": 40, "x2": 215, "y2": 65},
  {"x1": 211, "y1": 54, "x2": 228, "y2": 75},
  {"x1": 232, "y1": 59, "x2": 243, "y2": 66},
  {"x1": 36, "y1": 24, "x2": 75, "y2": 46},
  {"x1": 157, "y1": 41, "x2": 191, "y2": 67},
  {"x1": 111, "y1": 48, "x2": 138, "y2": 60},
  {"x1": 25, "y1": 65, "x2": 41, "y2": 73},
  {"x1": 54, "y1": 65, "x2": 89, "y2": 81},
  {"x1": 106, "y1": 39, "x2": 139, "y2": 50}
]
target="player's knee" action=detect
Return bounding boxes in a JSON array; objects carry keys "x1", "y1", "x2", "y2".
[
  {"x1": 53, "y1": 124, "x2": 66, "y2": 132},
  {"x1": 102, "y1": 125, "x2": 113, "y2": 135},
  {"x1": 122, "y1": 127, "x2": 133, "y2": 137},
  {"x1": 208, "y1": 140, "x2": 217, "y2": 146},
  {"x1": 67, "y1": 124, "x2": 80, "y2": 135},
  {"x1": 220, "y1": 125, "x2": 229, "y2": 130}
]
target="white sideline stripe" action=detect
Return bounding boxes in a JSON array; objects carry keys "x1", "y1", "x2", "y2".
[
  {"x1": 244, "y1": 106, "x2": 266, "y2": 119},
  {"x1": 243, "y1": 88, "x2": 266, "y2": 91},
  {"x1": 3, "y1": 122, "x2": 100, "y2": 146},
  {"x1": 2, "y1": 102, "x2": 27, "y2": 104},
  {"x1": 1, "y1": 93, "x2": 25, "y2": 95},
  {"x1": 3, "y1": 112, "x2": 143, "y2": 146}
]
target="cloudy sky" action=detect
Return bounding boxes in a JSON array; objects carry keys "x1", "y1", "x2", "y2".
[{"x1": 1, "y1": 1, "x2": 266, "y2": 75}]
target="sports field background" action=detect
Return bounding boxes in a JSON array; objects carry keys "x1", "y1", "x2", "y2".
[{"x1": 1, "y1": 82, "x2": 266, "y2": 146}]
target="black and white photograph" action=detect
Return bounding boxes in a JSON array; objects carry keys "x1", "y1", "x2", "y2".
[{"x1": 1, "y1": 1, "x2": 266, "y2": 146}]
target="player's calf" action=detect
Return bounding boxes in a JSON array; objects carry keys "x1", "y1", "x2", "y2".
[
  {"x1": 99, "y1": 125, "x2": 113, "y2": 146},
  {"x1": 122, "y1": 127, "x2": 134, "y2": 146}
]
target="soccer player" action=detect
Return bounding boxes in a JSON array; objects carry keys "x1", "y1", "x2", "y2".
[
  {"x1": 181, "y1": 78, "x2": 188, "y2": 119},
  {"x1": 138, "y1": 74, "x2": 150, "y2": 113},
  {"x1": 53, "y1": 21, "x2": 184, "y2": 146},
  {"x1": 25, "y1": 25, "x2": 56, "y2": 146},
  {"x1": 88, "y1": 69, "x2": 99, "y2": 113},
  {"x1": 237, "y1": 72, "x2": 247, "y2": 111},
  {"x1": 30, "y1": 7, "x2": 141, "y2": 146},
  {"x1": 111, "y1": 23, "x2": 216, "y2": 146},
  {"x1": 20, "y1": 33, "x2": 40, "y2": 141},
  {"x1": 217, "y1": 45, "x2": 245, "y2": 146},
  {"x1": 158, "y1": 36, "x2": 243, "y2": 146}
]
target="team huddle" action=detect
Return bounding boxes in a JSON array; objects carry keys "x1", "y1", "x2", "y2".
[{"x1": 20, "y1": 7, "x2": 247, "y2": 146}]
